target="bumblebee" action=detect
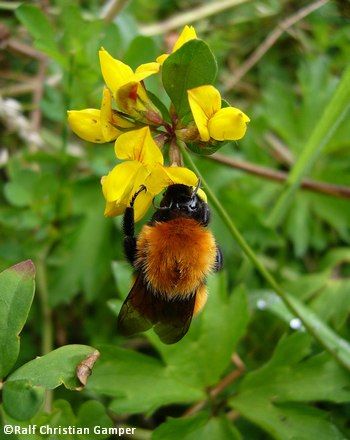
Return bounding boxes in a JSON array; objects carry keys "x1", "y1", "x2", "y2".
[{"x1": 117, "y1": 182, "x2": 223, "y2": 344}]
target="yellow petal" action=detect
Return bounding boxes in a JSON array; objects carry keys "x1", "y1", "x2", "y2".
[
  {"x1": 133, "y1": 191, "x2": 153, "y2": 222},
  {"x1": 144, "y1": 164, "x2": 199, "y2": 196},
  {"x1": 157, "y1": 165, "x2": 207, "y2": 202},
  {"x1": 129, "y1": 166, "x2": 154, "y2": 221},
  {"x1": 163, "y1": 166, "x2": 199, "y2": 187},
  {"x1": 156, "y1": 54, "x2": 169, "y2": 65},
  {"x1": 104, "y1": 200, "x2": 127, "y2": 217},
  {"x1": 114, "y1": 127, "x2": 164, "y2": 165},
  {"x1": 111, "y1": 111, "x2": 136, "y2": 129},
  {"x1": 188, "y1": 86, "x2": 221, "y2": 141},
  {"x1": 100, "y1": 87, "x2": 121, "y2": 141},
  {"x1": 101, "y1": 161, "x2": 142, "y2": 203},
  {"x1": 208, "y1": 107, "x2": 250, "y2": 141},
  {"x1": 173, "y1": 25, "x2": 197, "y2": 52},
  {"x1": 116, "y1": 82, "x2": 145, "y2": 114},
  {"x1": 99, "y1": 48, "x2": 133, "y2": 94},
  {"x1": 145, "y1": 164, "x2": 208, "y2": 202},
  {"x1": 67, "y1": 109, "x2": 105, "y2": 143},
  {"x1": 144, "y1": 164, "x2": 171, "y2": 195},
  {"x1": 134, "y1": 62, "x2": 160, "y2": 81},
  {"x1": 197, "y1": 188, "x2": 207, "y2": 202}
]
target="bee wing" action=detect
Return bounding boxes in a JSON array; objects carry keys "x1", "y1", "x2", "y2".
[
  {"x1": 117, "y1": 273, "x2": 197, "y2": 344},
  {"x1": 153, "y1": 294, "x2": 196, "y2": 344},
  {"x1": 117, "y1": 273, "x2": 154, "y2": 336}
]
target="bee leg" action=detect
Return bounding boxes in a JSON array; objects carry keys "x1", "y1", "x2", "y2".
[
  {"x1": 123, "y1": 185, "x2": 147, "y2": 267},
  {"x1": 130, "y1": 184, "x2": 146, "y2": 207},
  {"x1": 213, "y1": 246, "x2": 223, "y2": 272}
]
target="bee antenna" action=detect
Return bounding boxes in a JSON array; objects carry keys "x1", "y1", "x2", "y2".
[{"x1": 192, "y1": 178, "x2": 201, "y2": 197}]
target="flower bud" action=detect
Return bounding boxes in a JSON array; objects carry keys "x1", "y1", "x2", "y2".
[
  {"x1": 175, "y1": 123, "x2": 200, "y2": 142},
  {"x1": 117, "y1": 82, "x2": 163, "y2": 125}
]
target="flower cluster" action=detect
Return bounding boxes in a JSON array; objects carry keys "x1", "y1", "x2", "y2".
[{"x1": 68, "y1": 26, "x2": 249, "y2": 221}]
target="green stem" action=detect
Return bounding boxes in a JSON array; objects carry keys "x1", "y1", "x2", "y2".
[
  {"x1": 179, "y1": 142, "x2": 350, "y2": 371},
  {"x1": 36, "y1": 256, "x2": 53, "y2": 412}
]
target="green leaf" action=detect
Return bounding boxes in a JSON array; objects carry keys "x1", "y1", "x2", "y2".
[
  {"x1": 15, "y1": 4, "x2": 55, "y2": 44},
  {"x1": 230, "y1": 333, "x2": 350, "y2": 439},
  {"x1": 50, "y1": 180, "x2": 113, "y2": 304},
  {"x1": 15, "y1": 5, "x2": 64, "y2": 65},
  {"x1": 284, "y1": 292, "x2": 350, "y2": 370},
  {"x1": 0, "y1": 260, "x2": 35, "y2": 378},
  {"x1": 76, "y1": 401, "x2": 113, "y2": 440},
  {"x1": 86, "y1": 345, "x2": 203, "y2": 415},
  {"x1": 6, "y1": 345, "x2": 99, "y2": 390},
  {"x1": 2, "y1": 380, "x2": 44, "y2": 421},
  {"x1": 1, "y1": 399, "x2": 113, "y2": 438},
  {"x1": 111, "y1": 260, "x2": 133, "y2": 299},
  {"x1": 162, "y1": 39, "x2": 217, "y2": 119},
  {"x1": 186, "y1": 140, "x2": 224, "y2": 156},
  {"x1": 152, "y1": 412, "x2": 241, "y2": 440},
  {"x1": 124, "y1": 36, "x2": 158, "y2": 70}
]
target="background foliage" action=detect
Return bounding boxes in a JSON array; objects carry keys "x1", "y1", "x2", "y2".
[{"x1": 0, "y1": 0, "x2": 350, "y2": 438}]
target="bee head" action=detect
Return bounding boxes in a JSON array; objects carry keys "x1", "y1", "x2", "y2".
[{"x1": 152, "y1": 182, "x2": 210, "y2": 226}]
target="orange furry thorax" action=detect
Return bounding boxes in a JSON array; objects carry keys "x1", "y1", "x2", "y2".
[{"x1": 135, "y1": 217, "x2": 216, "y2": 298}]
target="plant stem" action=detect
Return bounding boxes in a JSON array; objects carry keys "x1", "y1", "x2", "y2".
[
  {"x1": 102, "y1": 0, "x2": 130, "y2": 22},
  {"x1": 36, "y1": 256, "x2": 53, "y2": 412},
  {"x1": 206, "y1": 153, "x2": 350, "y2": 200},
  {"x1": 139, "y1": 0, "x2": 249, "y2": 36},
  {"x1": 179, "y1": 142, "x2": 350, "y2": 371}
]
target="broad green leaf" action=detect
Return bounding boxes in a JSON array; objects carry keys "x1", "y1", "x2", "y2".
[
  {"x1": 152, "y1": 412, "x2": 241, "y2": 440},
  {"x1": 186, "y1": 140, "x2": 224, "y2": 156},
  {"x1": 87, "y1": 345, "x2": 203, "y2": 415},
  {"x1": 124, "y1": 36, "x2": 158, "y2": 70},
  {"x1": 0, "y1": 260, "x2": 35, "y2": 378},
  {"x1": 50, "y1": 180, "x2": 113, "y2": 304},
  {"x1": 148, "y1": 275, "x2": 249, "y2": 389},
  {"x1": 111, "y1": 260, "x2": 133, "y2": 299},
  {"x1": 230, "y1": 333, "x2": 350, "y2": 439},
  {"x1": 15, "y1": 5, "x2": 64, "y2": 66},
  {"x1": 310, "y1": 279, "x2": 350, "y2": 329},
  {"x1": 284, "y1": 292, "x2": 350, "y2": 370},
  {"x1": 162, "y1": 39, "x2": 217, "y2": 118},
  {"x1": 76, "y1": 401, "x2": 113, "y2": 440},
  {"x1": 1, "y1": 404, "x2": 42, "y2": 440},
  {"x1": 1, "y1": 399, "x2": 112, "y2": 439},
  {"x1": 2, "y1": 380, "x2": 44, "y2": 421},
  {"x1": 15, "y1": 4, "x2": 55, "y2": 44},
  {"x1": 6, "y1": 345, "x2": 99, "y2": 390},
  {"x1": 232, "y1": 400, "x2": 345, "y2": 440}
]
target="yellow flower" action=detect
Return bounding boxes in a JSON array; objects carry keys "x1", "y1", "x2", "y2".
[
  {"x1": 187, "y1": 85, "x2": 250, "y2": 142},
  {"x1": 99, "y1": 48, "x2": 161, "y2": 123},
  {"x1": 156, "y1": 25, "x2": 197, "y2": 65},
  {"x1": 67, "y1": 88, "x2": 134, "y2": 143},
  {"x1": 101, "y1": 126, "x2": 204, "y2": 221}
]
